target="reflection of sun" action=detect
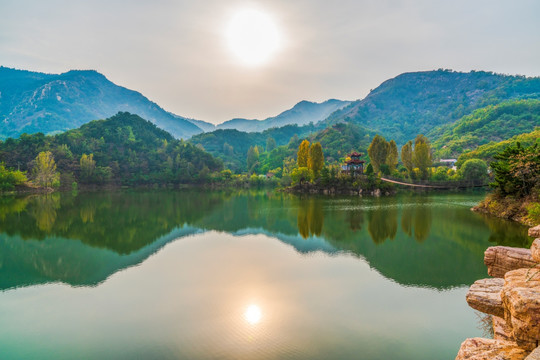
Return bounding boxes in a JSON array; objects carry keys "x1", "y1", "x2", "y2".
[{"x1": 244, "y1": 304, "x2": 262, "y2": 325}]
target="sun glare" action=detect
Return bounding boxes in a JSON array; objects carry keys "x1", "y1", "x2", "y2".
[
  {"x1": 226, "y1": 9, "x2": 280, "y2": 67},
  {"x1": 244, "y1": 304, "x2": 262, "y2": 324}
]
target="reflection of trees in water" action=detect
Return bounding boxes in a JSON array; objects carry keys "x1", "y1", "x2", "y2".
[
  {"x1": 347, "y1": 210, "x2": 364, "y2": 232},
  {"x1": 368, "y1": 206, "x2": 397, "y2": 244},
  {"x1": 28, "y1": 194, "x2": 61, "y2": 232},
  {"x1": 481, "y1": 214, "x2": 531, "y2": 248},
  {"x1": 297, "y1": 198, "x2": 324, "y2": 239},
  {"x1": 399, "y1": 199, "x2": 432, "y2": 243}
]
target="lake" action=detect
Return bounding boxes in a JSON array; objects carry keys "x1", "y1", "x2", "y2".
[{"x1": 0, "y1": 190, "x2": 531, "y2": 359}]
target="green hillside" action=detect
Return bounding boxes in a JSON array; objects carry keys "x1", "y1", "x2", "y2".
[
  {"x1": 456, "y1": 128, "x2": 540, "y2": 167},
  {"x1": 432, "y1": 99, "x2": 540, "y2": 158},
  {"x1": 323, "y1": 70, "x2": 540, "y2": 144},
  {"x1": 0, "y1": 67, "x2": 203, "y2": 139},
  {"x1": 0, "y1": 112, "x2": 222, "y2": 185}
]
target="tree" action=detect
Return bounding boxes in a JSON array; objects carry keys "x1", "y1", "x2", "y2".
[
  {"x1": 266, "y1": 137, "x2": 277, "y2": 152},
  {"x1": 491, "y1": 142, "x2": 540, "y2": 197},
  {"x1": 386, "y1": 140, "x2": 398, "y2": 172},
  {"x1": 367, "y1": 135, "x2": 389, "y2": 173},
  {"x1": 0, "y1": 164, "x2": 27, "y2": 190},
  {"x1": 412, "y1": 135, "x2": 432, "y2": 180},
  {"x1": 32, "y1": 151, "x2": 59, "y2": 188},
  {"x1": 308, "y1": 142, "x2": 324, "y2": 179},
  {"x1": 459, "y1": 159, "x2": 488, "y2": 181},
  {"x1": 401, "y1": 141, "x2": 414, "y2": 175},
  {"x1": 297, "y1": 140, "x2": 310, "y2": 168},
  {"x1": 80, "y1": 153, "x2": 96, "y2": 181},
  {"x1": 247, "y1": 146, "x2": 259, "y2": 171}
]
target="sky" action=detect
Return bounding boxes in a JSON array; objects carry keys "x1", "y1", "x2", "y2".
[{"x1": 1, "y1": 0, "x2": 539, "y2": 124}]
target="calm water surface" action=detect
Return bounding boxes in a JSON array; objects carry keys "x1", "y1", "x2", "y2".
[{"x1": 0, "y1": 190, "x2": 531, "y2": 359}]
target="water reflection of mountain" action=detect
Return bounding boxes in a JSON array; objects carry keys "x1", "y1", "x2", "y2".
[{"x1": 0, "y1": 190, "x2": 530, "y2": 291}]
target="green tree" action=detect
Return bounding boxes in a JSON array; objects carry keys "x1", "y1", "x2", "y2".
[
  {"x1": 401, "y1": 141, "x2": 414, "y2": 175},
  {"x1": 297, "y1": 140, "x2": 310, "y2": 168},
  {"x1": 80, "y1": 153, "x2": 96, "y2": 181},
  {"x1": 386, "y1": 140, "x2": 398, "y2": 172},
  {"x1": 266, "y1": 137, "x2": 277, "y2": 152},
  {"x1": 32, "y1": 151, "x2": 60, "y2": 188},
  {"x1": 491, "y1": 142, "x2": 540, "y2": 197},
  {"x1": 412, "y1": 135, "x2": 432, "y2": 180},
  {"x1": 291, "y1": 167, "x2": 310, "y2": 185},
  {"x1": 0, "y1": 164, "x2": 27, "y2": 190},
  {"x1": 308, "y1": 142, "x2": 324, "y2": 179},
  {"x1": 246, "y1": 146, "x2": 260, "y2": 172},
  {"x1": 367, "y1": 135, "x2": 389, "y2": 173},
  {"x1": 459, "y1": 159, "x2": 488, "y2": 181}
]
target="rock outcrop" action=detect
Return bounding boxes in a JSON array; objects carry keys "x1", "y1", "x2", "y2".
[
  {"x1": 466, "y1": 278, "x2": 505, "y2": 317},
  {"x1": 501, "y1": 268, "x2": 540, "y2": 351},
  {"x1": 494, "y1": 315, "x2": 514, "y2": 341},
  {"x1": 484, "y1": 246, "x2": 538, "y2": 278},
  {"x1": 531, "y1": 239, "x2": 540, "y2": 263},
  {"x1": 529, "y1": 225, "x2": 540, "y2": 238},
  {"x1": 455, "y1": 338, "x2": 528, "y2": 360},
  {"x1": 455, "y1": 226, "x2": 540, "y2": 360}
]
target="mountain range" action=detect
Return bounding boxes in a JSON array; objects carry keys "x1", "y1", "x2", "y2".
[{"x1": 0, "y1": 67, "x2": 349, "y2": 140}]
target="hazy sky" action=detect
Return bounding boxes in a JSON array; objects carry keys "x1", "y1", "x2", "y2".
[{"x1": 1, "y1": 0, "x2": 539, "y2": 124}]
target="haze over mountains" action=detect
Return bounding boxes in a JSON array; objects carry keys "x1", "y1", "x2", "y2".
[
  {"x1": 1, "y1": 67, "x2": 539, "y2": 157},
  {"x1": 0, "y1": 67, "x2": 350, "y2": 140}
]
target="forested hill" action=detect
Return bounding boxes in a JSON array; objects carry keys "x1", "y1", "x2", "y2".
[
  {"x1": 0, "y1": 112, "x2": 222, "y2": 185},
  {"x1": 216, "y1": 99, "x2": 351, "y2": 132},
  {"x1": 322, "y1": 70, "x2": 540, "y2": 144},
  {"x1": 0, "y1": 67, "x2": 203, "y2": 139},
  {"x1": 432, "y1": 99, "x2": 540, "y2": 158}
]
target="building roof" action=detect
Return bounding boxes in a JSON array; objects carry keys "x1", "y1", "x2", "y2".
[
  {"x1": 348, "y1": 152, "x2": 363, "y2": 157},
  {"x1": 346, "y1": 159, "x2": 366, "y2": 164}
]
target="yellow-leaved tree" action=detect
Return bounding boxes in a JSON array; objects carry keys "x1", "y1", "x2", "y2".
[
  {"x1": 297, "y1": 140, "x2": 310, "y2": 168},
  {"x1": 32, "y1": 151, "x2": 59, "y2": 188}
]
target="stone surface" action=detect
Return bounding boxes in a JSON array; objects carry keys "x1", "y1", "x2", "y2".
[
  {"x1": 531, "y1": 239, "x2": 540, "y2": 263},
  {"x1": 455, "y1": 338, "x2": 529, "y2": 360},
  {"x1": 526, "y1": 347, "x2": 540, "y2": 360},
  {"x1": 466, "y1": 278, "x2": 505, "y2": 317},
  {"x1": 484, "y1": 246, "x2": 538, "y2": 278},
  {"x1": 494, "y1": 315, "x2": 514, "y2": 341},
  {"x1": 529, "y1": 225, "x2": 540, "y2": 238},
  {"x1": 502, "y1": 268, "x2": 540, "y2": 351}
]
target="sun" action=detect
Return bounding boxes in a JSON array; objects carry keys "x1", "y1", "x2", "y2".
[
  {"x1": 226, "y1": 9, "x2": 281, "y2": 67},
  {"x1": 244, "y1": 304, "x2": 262, "y2": 325}
]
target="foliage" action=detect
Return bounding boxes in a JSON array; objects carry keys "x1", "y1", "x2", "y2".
[
  {"x1": 412, "y1": 135, "x2": 432, "y2": 180},
  {"x1": 323, "y1": 69, "x2": 540, "y2": 144},
  {"x1": 386, "y1": 140, "x2": 398, "y2": 172},
  {"x1": 401, "y1": 141, "x2": 414, "y2": 176},
  {"x1": 80, "y1": 153, "x2": 96, "y2": 181},
  {"x1": 297, "y1": 140, "x2": 310, "y2": 168},
  {"x1": 367, "y1": 135, "x2": 389, "y2": 173},
  {"x1": 266, "y1": 137, "x2": 276, "y2": 152},
  {"x1": 459, "y1": 159, "x2": 488, "y2": 181},
  {"x1": 246, "y1": 146, "x2": 260, "y2": 172},
  {"x1": 0, "y1": 112, "x2": 223, "y2": 186},
  {"x1": 31, "y1": 151, "x2": 59, "y2": 188},
  {"x1": 291, "y1": 167, "x2": 311, "y2": 185},
  {"x1": 490, "y1": 142, "x2": 540, "y2": 197},
  {"x1": 308, "y1": 142, "x2": 324, "y2": 179},
  {"x1": 527, "y1": 202, "x2": 540, "y2": 225},
  {"x1": 456, "y1": 129, "x2": 540, "y2": 167},
  {"x1": 0, "y1": 163, "x2": 27, "y2": 190},
  {"x1": 433, "y1": 99, "x2": 540, "y2": 158}
]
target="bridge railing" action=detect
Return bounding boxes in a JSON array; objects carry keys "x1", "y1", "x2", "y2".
[{"x1": 381, "y1": 176, "x2": 488, "y2": 188}]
